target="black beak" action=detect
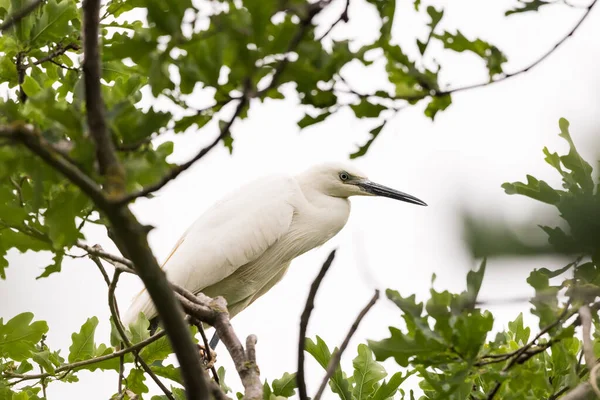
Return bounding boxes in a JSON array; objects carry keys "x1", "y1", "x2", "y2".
[{"x1": 357, "y1": 180, "x2": 427, "y2": 206}]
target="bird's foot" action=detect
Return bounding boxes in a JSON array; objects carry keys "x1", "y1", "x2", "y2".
[{"x1": 197, "y1": 344, "x2": 217, "y2": 370}]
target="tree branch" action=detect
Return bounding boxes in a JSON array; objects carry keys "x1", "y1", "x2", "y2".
[
  {"x1": 0, "y1": 0, "x2": 43, "y2": 32},
  {"x1": 114, "y1": 95, "x2": 249, "y2": 205},
  {"x1": 82, "y1": 0, "x2": 124, "y2": 196},
  {"x1": 3, "y1": 331, "x2": 168, "y2": 383},
  {"x1": 24, "y1": 42, "x2": 80, "y2": 69},
  {"x1": 81, "y1": 242, "x2": 261, "y2": 400},
  {"x1": 316, "y1": 0, "x2": 350, "y2": 41},
  {"x1": 297, "y1": 249, "x2": 337, "y2": 400},
  {"x1": 0, "y1": 123, "x2": 108, "y2": 207},
  {"x1": 313, "y1": 290, "x2": 379, "y2": 400},
  {"x1": 107, "y1": 270, "x2": 175, "y2": 400}
]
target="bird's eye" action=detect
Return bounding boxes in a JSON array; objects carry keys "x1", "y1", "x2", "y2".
[{"x1": 339, "y1": 172, "x2": 349, "y2": 181}]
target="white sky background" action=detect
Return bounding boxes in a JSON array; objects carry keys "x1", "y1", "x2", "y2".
[{"x1": 2, "y1": 0, "x2": 600, "y2": 398}]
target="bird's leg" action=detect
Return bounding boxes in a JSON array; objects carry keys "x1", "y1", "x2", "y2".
[{"x1": 197, "y1": 343, "x2": 217, "y2": 370}]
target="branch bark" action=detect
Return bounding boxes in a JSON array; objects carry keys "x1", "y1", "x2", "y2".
[
  {"x1": 83, "y1": 243, "x2": 262, "y2": 400},
  {"x1": 297, "y1": 249, "x2": 337, "y2": 400},
  {"x1": 82, "y1": 0, "x2": 124, "y2": 196}
]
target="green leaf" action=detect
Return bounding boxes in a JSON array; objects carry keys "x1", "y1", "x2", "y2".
[
  {"x1": 217, "y1": 366, "x2": 232, "y2": 394},
  {"x1": 506, "y1": 0, "x2": 551, "y2": 15},
  {"x1": 0, "y1": 313, "x2": 48, "y2": 361},
  {"x1": 424, "y1": 94, "x2": 451, "y2": 120},
  {"x1": 128, "y1": 313, "x2": 150, "y2": 345},
  {"x1": 368, "y1": 327, "x2": 446, "y2": 367},
  {"x1": 350, "y1": 122, "x2": 385, "y2": 159},
  {"x1": 127, "y1": 368, "x2": 149, "y2": 394},
  {"x1": 29, "y1": 0, "x2": 78, "y2": 45},
  {"x1": 297, "y1": 110, "x2": 332, "y2": 129},
  {"x1": 434, "y1": 30, "x2": 507, "y2": 77},
  {"x1": 272, "y1": 372, "x2": 296, "y2": 397},
  {"x1": 508, "y1": 313, "x2": 531, "y2": 344},
  {"x1": 44, "y1": 187, "x2": 89, "y2": 248},
  {"x1": 350, "y1": 99, "x2": 386, "y2": 119},
  {"x1": 21, "y1": 76, "x2": 41, "y2": 97},
  {"x1": 557, "y1": 117, "x2": 594, "y2": 194},
  {"x1": 68, "y1": 317, "x2": 98, "y2": 363},
  {"x1": 31, "y1": 350, "x2": 55, "y2": 373},
  {"x1": 502, "y1": 175, "x2": 561, "y2": 205},
  {"x1": 417, "y1": 6, "x2": 444, "y2": 55},
  {"x1": 352, "y1": 344, "x2": 386, "y2": 400},
  {"x1": 151, "y1": 364, "x2": 182, "y2": 385},
  {"x1": 36, "y1": 251, "x2": 63, "y2": 279},
  {"x1": 371, "y1": 371, "x2": 413, "y2": 400},
  {"x1": 140, "y1": 334, "x2": 172, "y2": 364},
  {"x1": 305, "y1": 336, "x2": 352, "y2": 400}
]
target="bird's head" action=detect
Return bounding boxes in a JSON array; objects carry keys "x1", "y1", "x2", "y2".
[{"x1": 300, "y1": 162, "x2": 427, "y2": 206}]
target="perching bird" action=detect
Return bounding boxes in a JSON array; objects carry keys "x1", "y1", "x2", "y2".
[{"x1": 123, "y1": 162, "x2": 426, "y2": 346}]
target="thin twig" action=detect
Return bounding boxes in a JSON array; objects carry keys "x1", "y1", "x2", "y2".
[
  {"x1": 3, "y1": 331, "x2": 167, "y2": 383},
  {"x1": 115, "y1": 94, "x2": 248, "y2": 205},
  {"x1": 195, "y1": 319, "x2": 220, "y2": 384},
  {"x1": 0, "y1": 0, "x2": 44, "y2": 31},
  {"x1": 590, "y1": 364, "x2": 600, "y2": 397},
  {"x1": 313, "y1": 290, "x2": 379, "y2": 400},
  {"x1": 82, "y1": 0, "x2": 124, "y2": 195},
  {"x1": 316, "y1": 0, "x2": 350, "y2": 41},
  {"x1": 24, "y1": 43, "x2": 80, "y2": 69},
  {"x1": 80, "y1": 243, "x2": 259, "y2": 400},
  {"x1": 410, "y1": 0, "x2": 598, "y2": 102},
  {"x1": 298, "y1": 250, "x2": 337, "y2": 400}
]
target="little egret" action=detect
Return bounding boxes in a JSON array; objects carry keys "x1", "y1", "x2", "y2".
[{"x1": 123, "y1": 162, "x2": 426, "y2": 345}]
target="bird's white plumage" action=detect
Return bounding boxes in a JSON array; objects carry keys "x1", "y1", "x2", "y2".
[{"x1": 122, "y1": 162, "x2": 425, "y2": 326}]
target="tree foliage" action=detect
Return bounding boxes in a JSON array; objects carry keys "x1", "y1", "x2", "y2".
[{"x1": 0, "y1": 0, "x2": 598, "y2": 399}]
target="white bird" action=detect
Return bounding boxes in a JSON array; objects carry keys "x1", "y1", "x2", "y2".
[{"x1": 123, "y1": 162, "x2": 426, "y2": 344}]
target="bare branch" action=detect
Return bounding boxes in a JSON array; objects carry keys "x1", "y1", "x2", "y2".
[
  {"x1": 580, "y1": 306, "x2": 596, "y2": 371},
  {"x1": 316, "y1": 0, "x2": 350, "y2": 41},
  {"x1": 0, "y1": 0, "x2": 43, "y2": 32},
  {"x1": 298, "y1": 249, "x2": 337, "y2": 400},
  {"x1": 81, "y1": 243, "x2": 261, "y2": 400},
  {"x1": 314, "y1": 290, "x2": 379, "y2": 400},
  {"x1": 82, "y1": 0, "x2": 125, "y2": 195}
]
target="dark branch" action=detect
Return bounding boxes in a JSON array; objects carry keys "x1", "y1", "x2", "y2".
[
  {"x1": 24, "y1": 43, "x2": 80, "y2": 68},
  {"x1": 0, "y1": 0, "x2": 43, "y2": 32},
  {"x1": 256, "y1": 0, "x2": 330, "y2": 98},
  {"x1": 83, "y1": 243, "x2": 262, "y2": 399},
  {"x1": 114, "y1": 95, "x2": 249, "y2": 205},
  {"x1": 0, "y1": 123, "x2": 108, "y2": 207},
  {"x1": 316, "y1": 0, "x2": 350, "y2": 41},
  {"x1": 115, "y1": 0, "x2": 335, "y2": 205},
  {"x1": 313, "y1": 290, "x2": 379, "y2": 400},
  {"x1": 82, "y1": 0, "x2": 124, "y2": 196},
  {"x1": 297, "y1": 249, "x2": 337, "y2": 400}
]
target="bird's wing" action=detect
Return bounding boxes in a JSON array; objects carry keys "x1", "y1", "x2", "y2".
[{"x1": 122, "y1": 175, "x2": 299, "y2": 325}]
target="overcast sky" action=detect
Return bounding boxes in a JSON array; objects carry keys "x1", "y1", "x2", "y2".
[{"x1": 2, "y1": 0, "x2": 600, "y2": 398}]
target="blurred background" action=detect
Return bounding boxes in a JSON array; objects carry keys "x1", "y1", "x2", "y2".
[{"x1": 2, "y1": 0, "x2": 600, "y2": 397}]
